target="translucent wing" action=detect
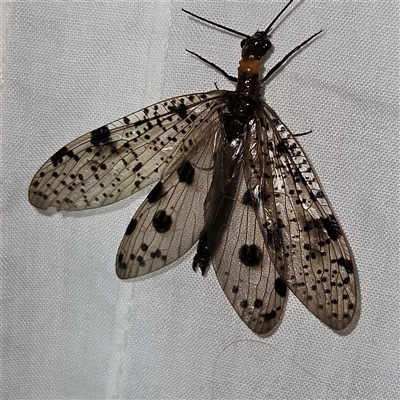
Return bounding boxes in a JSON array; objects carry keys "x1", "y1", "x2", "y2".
[
  {"x1": 244, "y1": 104, "x2": 357, "y2": 330},
  {"x1": 116, "y1": 108, "x2": 222, "y2": 279},
  {"x1": 199, "y1": 124, "x2": 287, "y2": 334},
  {"x1": 210, "y1": 168, "x2": 287, "y2": 334},
  {"x1": 29, "y1": 91, "x2": 225, "y2": 211}
]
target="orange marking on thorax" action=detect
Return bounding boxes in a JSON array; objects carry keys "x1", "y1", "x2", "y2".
[{"x1": 238, "y1": 58, "x2": 261, "y2": 76}]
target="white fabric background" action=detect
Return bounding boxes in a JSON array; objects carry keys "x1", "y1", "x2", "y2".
[{"x1": 2, "y1": 0, "x2": 399, "y2": 398}]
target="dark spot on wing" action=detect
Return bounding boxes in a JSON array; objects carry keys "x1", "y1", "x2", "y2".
[
  {"x1": 147, "y1": 182, "x2": 164, "y2": 203},
  {"x1": 117, "y1": 253, "x2": 127, "y2": 270},
  {"x1": 176, "y1": 103, "x2": 188, "y2": 119},
  {"x1": 239, "y1": 244, "x2": 261, "y2": 266},
  {"x1": 132, "y1": 162, "x2": 143, "y2": 172},
  {"x1": 177, "y1": 162, "x2": 195, "y2": 184},
  {"x1": 240, "y1": 300, "x2": 248, "y2": 308},
  {"x1": 150, "y1": 249, "x2": 162, "y2": 259},
  {"x1": 274, "y1": 277, "x2": 287, "y2": 297},
  {"x1": 51, "y1": 146, "x2": 74, "y2": 167},
  {"x1": 254, "y1": 299, "x2": 263, "y2": 308},
  {"x1": 125, "y1": 219, "x2": 137, "y2": 235},
  {"x1": 262, "y1": 310, "x2": 277, "y2": 321},
  {"x1": 277, "y1": 139, "x2": 298, "y2": 156},
  {"x1": 91, "y1": 126, "x2": 111, "y2": 146},
  {"x1": 337, "y1": 257, "x2": 354, "y2": 274},
  {"x1": 152, "y1": 210, "x2": 172, "y2": 233},
  {"x1": 321, "y1": 215, "x2": 342, "y2": 241},
  {"x1": 136, "y1": 255, "x2": 145, "y2": 266}
]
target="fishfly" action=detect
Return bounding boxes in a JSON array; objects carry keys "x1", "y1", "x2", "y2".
[{"x1": 29, "y1": 1, "x2": 357, "y2": 334}]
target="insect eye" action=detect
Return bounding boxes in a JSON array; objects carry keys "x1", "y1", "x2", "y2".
[
  {"x1": 240, "y1": 39, "x2": 246, "y2": 48},
  {"x1": 264, "y1": 41, "x2": 271, "y2": 51}
]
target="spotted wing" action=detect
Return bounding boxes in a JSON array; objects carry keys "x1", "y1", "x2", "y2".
[
  {"x1": 116, "y1": 106, "x2": 222, "y2": 279},
  {"x1": 199, "y1": 124, "x2": 287, "y2": 335},
  {"x1": 210, "y1": 169, "x2": 287, "y2": 334},
  {"x1": 29, "y1": 91, "x2": 226, "y2": 211},
  {"x1": 244, "y1": 103, "x2": 357, "y2": 330}
]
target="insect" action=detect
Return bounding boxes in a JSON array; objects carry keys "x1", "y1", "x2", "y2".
[{"x1": 29, "y1": 0, "x2": 357, "y2": 334}]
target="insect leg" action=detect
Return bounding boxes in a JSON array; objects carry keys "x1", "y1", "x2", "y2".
[
  {"x1": 293, "y1": 130, "x2": 312, "y2": 137},
  {"x1": 192, "y1": 230, "x2": 211, "y2": 275},
  {"x1": 186, "y1": 49, "x2": 238, "y2": 83}
]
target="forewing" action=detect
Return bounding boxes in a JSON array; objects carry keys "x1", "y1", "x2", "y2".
[
  {"x1": 208, "y1": 163, "x2": 287, "y2": 334},
  {"x1": 29, "y1": 91, "x2": 225, "y2": 211},
  {"x1": 245, "y1": 104, "x2": 357, "y2": 330},
  {"x1": 200, "y1": 126, "x2": 287, "y2": 334},
  {"x1": 116, "y1": 114, "x2": 220, "y2": 279}
]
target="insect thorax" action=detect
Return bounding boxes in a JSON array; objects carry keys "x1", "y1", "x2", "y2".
[{"x1": 222, "y1": 92, "x2": 259, "y2": 142}]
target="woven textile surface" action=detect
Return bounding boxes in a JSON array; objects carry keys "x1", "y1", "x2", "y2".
[{"x1": 2, "y1": 1, "x2": 399, "y2": 398}]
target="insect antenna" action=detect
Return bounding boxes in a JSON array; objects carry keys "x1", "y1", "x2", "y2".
[
  {"x1": 261, "y1": 30, "x2": 323, "y2": 83},
  {"x1": 182, "y1": 9, "x2": 249, "y2": 39},
  {"x1": 265, "y1": 0, "x2": 294, "y2": 34},
  {"x1": 183, "y1": 8, "x2": 246, "y2": 83}
]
